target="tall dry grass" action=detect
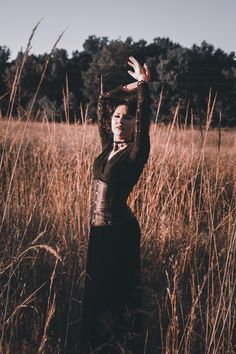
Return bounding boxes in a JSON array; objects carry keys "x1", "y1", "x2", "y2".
[{"x1": 0, "y1": 115, "x2": 235, "y2": 353}]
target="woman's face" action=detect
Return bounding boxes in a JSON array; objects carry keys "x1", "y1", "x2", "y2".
[{"x1": 111, "y1": 105, "x2": 135, "y2": 142}]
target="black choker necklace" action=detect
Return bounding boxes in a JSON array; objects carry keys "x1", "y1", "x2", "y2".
[
  {"x1": 112, "y1": 140, "x2": 133, "y2": 152},
  {"x1": 113, "y1": 140, "x2": 133, "y2": 144}
]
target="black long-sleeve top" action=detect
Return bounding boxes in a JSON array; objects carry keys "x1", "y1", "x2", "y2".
[{"x1": 91, "y1": 82, "x2": 151, "y2": 226}]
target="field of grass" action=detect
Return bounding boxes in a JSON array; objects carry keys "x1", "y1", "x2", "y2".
[{"x1": 0, "y1": 118, "x2": 235, "y2": 353}]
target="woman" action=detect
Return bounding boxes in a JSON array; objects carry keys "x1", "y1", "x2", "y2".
[{"x1": 81, "y1": 57, "x2": 151, "y2": 351}]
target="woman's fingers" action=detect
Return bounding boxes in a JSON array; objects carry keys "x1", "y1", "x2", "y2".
[
  {"x1": 128, "y1": 60, "x2": 135, "y2": 67},
  {"x1": 128, "y1": 57, "x2": 150, "y2": 81},
  {"x1": 129, "y1": 56, "x2": 139, "y2": 66},
  {"x1": 129, "y1": 57, "x2": 141, "y2": 70},
  {"x1": 128, "y1": 56, "x2": 135, "y2": 63},
  {"x1": 128, "y1": 70, "x2": 136, "y2": 79}
]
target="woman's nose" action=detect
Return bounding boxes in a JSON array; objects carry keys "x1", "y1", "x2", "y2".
[{"x1": 119, "y1": 115, "x2": 125, "y2": 124}]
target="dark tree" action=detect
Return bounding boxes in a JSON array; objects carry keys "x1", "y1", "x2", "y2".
[
  {"x1": 82, "y1": 39, "x2": 134, "y2": 120},
  {"x1": 0, "y1": 36, "x2": 235, "y2": 125},
  {"x1": 0, "y1": 46, "x2": 11, "y2": 113}
]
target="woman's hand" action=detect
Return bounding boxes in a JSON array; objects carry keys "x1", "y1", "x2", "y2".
[{"x1": 127, "y1": 57, "x2": 150, "y2": 82}]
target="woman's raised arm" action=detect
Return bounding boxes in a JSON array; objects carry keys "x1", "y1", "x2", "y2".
[
  {"x1": 130, "y1": 81, "x2": 151, "y2": 162},
  {"x1": 97, "y1": 56, "x2": 151, "y2": 154},
  {"x1": 126, "y1": 57, "x2": 151, "y2": 162}
]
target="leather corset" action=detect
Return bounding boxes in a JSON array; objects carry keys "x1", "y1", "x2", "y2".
[{"x1": 90, "y1": 178, "x2": 135, "y2": 226}]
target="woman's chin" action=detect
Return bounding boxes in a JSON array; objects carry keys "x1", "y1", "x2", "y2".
[{"x1": 115, "y1": 134, "x2": 125, "y2": 141}]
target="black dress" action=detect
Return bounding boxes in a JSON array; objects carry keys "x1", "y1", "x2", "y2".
[{"x1": 81, "y1": 82, "x2": 150, "y2": 350}]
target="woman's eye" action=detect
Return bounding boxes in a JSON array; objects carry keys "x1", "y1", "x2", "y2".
[{"x1": 113, "y1": 115, "x2": 133, "y2": 120}]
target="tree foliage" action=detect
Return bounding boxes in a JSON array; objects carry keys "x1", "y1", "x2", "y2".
[{"x1": 0, "y1": 37, "x2": 235, "y2": 125}]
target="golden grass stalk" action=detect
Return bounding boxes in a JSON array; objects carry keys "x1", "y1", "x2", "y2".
[
  {"x1": 0, "y1": 29, "x2": 66, "y2": 233},
  {"x1": 0, "y1": 119, "x2": 235, "y2": 352}
]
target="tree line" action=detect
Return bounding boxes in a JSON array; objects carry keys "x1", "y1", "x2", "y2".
[{"x1": 0, "y1": 35, "x2": 235, "y2": 125}]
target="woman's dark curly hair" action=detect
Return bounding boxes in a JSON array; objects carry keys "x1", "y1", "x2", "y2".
[{"x1": 107, "y1": 95, "x2": 137, "y2": 118}]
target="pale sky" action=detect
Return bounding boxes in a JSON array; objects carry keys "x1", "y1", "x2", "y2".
[{"x1": 0, "y1": 0, "x2": 235, "y2": 59}]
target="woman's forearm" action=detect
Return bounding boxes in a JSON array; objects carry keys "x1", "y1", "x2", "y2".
[
  {"x1": 123, "y1": 82, "x2": 139, "y2": 93},
  {"x1": 123, "y1": 74, "x2": 148, "y2": 93}
]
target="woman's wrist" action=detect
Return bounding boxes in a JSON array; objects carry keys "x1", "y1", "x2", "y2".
[
  {"x1": 123, "y1": 78, "x2": 148, "y2": 93},
  {"x1": 137, "y1": 74, "x2": 148, "y2": 82},
  {"x1": 137, "y1": 80, "x2": 147, "y2": 86}
]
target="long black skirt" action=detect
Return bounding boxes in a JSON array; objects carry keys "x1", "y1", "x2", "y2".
[{"x1": 81, "y1": 218, "x2": 143, "y2": 349}]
